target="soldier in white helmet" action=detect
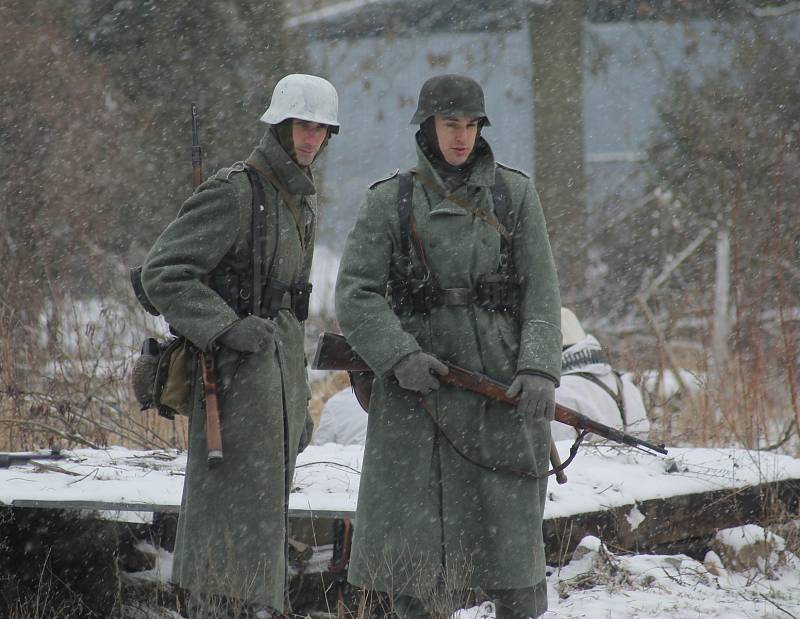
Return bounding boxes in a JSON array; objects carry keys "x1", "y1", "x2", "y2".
[
  {"x1": 139, "y1": 75, "x2": 339, "y2": 618},
  {"x1": 552, "y1": 308, "x2": 650, "y2": 442}
]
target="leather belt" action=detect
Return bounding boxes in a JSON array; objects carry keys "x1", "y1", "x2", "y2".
[{"x1": 438, "y1": 288, "x2": 472, "y2": 306}]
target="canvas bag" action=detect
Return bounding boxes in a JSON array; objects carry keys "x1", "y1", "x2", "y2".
[{"x1": 129, "y1": 266, "x2": 193, "y2": 419}]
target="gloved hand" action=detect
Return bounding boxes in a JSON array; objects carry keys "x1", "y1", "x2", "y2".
[
  {"x1": 505, "y1": 373, "x2": 556, "y2": 420},
  {"x1": 216, "y1": 315, "x2": 275, "y2": 353},
  {"x1": 393, "y1": 351, "x2": 449, "y2": 394}
]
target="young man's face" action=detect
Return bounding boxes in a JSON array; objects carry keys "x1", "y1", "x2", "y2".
[
  {"x1": 434, "y1": 115, "x2": 481, "y2": 166},
  {"x1": 292, "y1": 119, "x2": 329, "y2": 167}
]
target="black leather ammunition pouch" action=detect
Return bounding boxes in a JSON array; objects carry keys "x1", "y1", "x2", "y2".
[
  {"x1": 387, "y1": 277, "x2": 440, "y2": 316},
  {"x1": 475, "y1": 272, "x2": 520, "y2": 312},
  {"x1": 290, "y1": 282, "x2": 312, "y2": 321}
]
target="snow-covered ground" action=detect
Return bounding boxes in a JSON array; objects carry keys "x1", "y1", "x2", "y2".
[
  {"x1": 460, "y1": 525, "x2": 800, "y2": 618},
  {"x1": 2, "y1": 444, "x2": 799, "y2": 617}
]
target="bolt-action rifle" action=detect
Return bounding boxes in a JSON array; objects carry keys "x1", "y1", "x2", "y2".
[
  {"x1": 312, "y1": 332, "x2": 667, "y2": 476},
  {"x1": 192, "y1": 103, "x2": 224, "y2": 467},
  {"x1": 0, "y1": 449, "x2": 64, "y2": 468}
]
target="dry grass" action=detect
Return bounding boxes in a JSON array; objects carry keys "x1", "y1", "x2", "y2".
[
  {"x1": 309, "y1": 370, "x2": 351, "y2": 427},
  {"x1": 601, "y1": 287, "x2": 799, "y2": 456},
  {"x1": 0, "y1": 299, "x2": 187, "y2": 453},
  {"x1": 0, "y1": 296, "x2": 356, "y2": 453},
  {"x1": 2, "y1": 291, "x2": 797, "y2": 458}
]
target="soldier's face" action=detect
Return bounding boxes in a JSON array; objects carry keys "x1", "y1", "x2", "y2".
[
  {"x1": 434, "y1": 115, "x2": 480, "y2": 166},
  {"x1": 292, "y1": 119, "x2": 329, "y2": 166}
]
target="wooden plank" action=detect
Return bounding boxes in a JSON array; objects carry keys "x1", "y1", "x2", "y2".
[
  {"x1": 543, "y1": 478, "x2": 800, "y2": 564},
  {"x1": 12, "y1": 477, "x2": 800, "y2": 564},
  {"x1": 10, "y1": 499, "x2": 354, "y2": 520},
  {"x1": 11, "y1": 499, "x2": 179, "y2": 513}
]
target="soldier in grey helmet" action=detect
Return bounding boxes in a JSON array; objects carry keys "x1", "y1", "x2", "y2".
[
  {"x1": 336, "y1": 74, "x2": 561, "y2": 618},
  {"x1": 140, "y1": 74, "x2": 339, "y2": 618}
]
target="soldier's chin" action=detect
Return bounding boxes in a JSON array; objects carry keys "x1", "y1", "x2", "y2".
[
  {"x1": 294, "y1": 152, "x2": 316, "y2": 167},
  {"x1": 445, "y1": 154, "x2": 468, "y2": 166}
]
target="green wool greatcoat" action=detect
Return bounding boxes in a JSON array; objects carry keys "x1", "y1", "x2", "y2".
[
  {"x1": 141, "y1": 130, "x2": 316, "y2": 611},
  {"x1": 335, "y1": 143, "x2": 562, "y2": 600}
]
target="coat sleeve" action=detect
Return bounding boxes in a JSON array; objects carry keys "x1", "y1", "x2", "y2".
[
  {"x1": 335, "y1": 187, "x2": 422, "y2": 377},
  {"x1": 512, "y1": 178, "x2": 562, "y2": 382},
  {"x1": 141, "y1": 179, "x2": 244, "y2": 351}
]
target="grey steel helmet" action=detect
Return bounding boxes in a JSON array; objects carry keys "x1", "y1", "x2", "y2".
[
  {"x1": 260, "y1": 74, "x2": 340, "y2": 134},
  {"x1": 410, "y1": 74, "x2": 491, "y2": 126}
]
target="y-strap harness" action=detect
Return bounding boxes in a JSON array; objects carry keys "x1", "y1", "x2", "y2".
[
  {"x1": 387, "y1": 168, "x2": 521, "y2": 316},
  {"x1": 208, "y1": 163, "x2": 312, "y2": 321}
]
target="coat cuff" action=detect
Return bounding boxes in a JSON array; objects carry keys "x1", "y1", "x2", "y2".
[
  {"x1": 516, "y1": 369, "x2": 559, "y2": 388},
  {"x1": 346, "y1": 320, "x2": 421, "y2": 378},
  {"x1": 516, "y1": 319, "x2": 562, "y2": 384}
]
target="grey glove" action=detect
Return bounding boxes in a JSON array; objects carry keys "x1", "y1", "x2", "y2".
[
  {"x1": 216, "y1": 315, "x2": 275, "y2": 353},
  {"x1": 505, "y1": 373, "x2": 556, "y2": 420},
  {"x1": 393, "y1": 351, "x2": 449, "y2": 394}
]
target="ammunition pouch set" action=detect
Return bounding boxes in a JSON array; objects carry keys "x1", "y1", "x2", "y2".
[
  {"x1": 387, "y1": 170, "x2": 520, "y2": 316},
  {"x1": 129, "y1": 162, "x2": 312, "y2": 419},
  {"x1": 209, "y1": 272, "x2": 312, "y2": 322},
  {"x1": 387, "y1": 273, "x2": 519, "y2": 316}
]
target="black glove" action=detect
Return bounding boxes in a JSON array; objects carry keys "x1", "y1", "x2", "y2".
[
  {"x1": 216, "y1": 316, "x2": 275, "y2": 353},
  {"x1": 505, "y1": 373, "x2": 556, "y2": 420},
  {"x1": 393, "y1": 351, "x2": 449, "y2": 394}
]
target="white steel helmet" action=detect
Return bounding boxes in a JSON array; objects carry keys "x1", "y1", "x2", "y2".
[
  {"x1": 561, "y1": 307, "x2": 587, "y2": 348},
  {"x1": 260, "y1": 74, "x2": 340, "y2": 133}
]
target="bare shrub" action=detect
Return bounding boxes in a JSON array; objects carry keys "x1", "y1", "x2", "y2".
[{"x1": 0, "y1": 295, "x2": 186, "y2": 453}]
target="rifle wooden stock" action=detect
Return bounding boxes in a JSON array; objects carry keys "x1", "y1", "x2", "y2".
[
  {"x1": 313, "y1": 332, "x2": 668, "y2": 457},
  {"x1": 192, "y1": 102, "x2": 223, "y2": 467}
]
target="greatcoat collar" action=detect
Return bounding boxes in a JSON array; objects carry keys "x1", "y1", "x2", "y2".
[
  {"x1": 414, "y1": 136, "x2": 497, "y2": 194},
  {"x1": 248, "y1": 129, "x2": 317, "y2": 197}
]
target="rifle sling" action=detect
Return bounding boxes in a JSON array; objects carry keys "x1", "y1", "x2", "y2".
[
  {"x1": 245, "y1": 166, "x2": 266, "y2": 317},
  {"x1": 416, "y1": 394, "x2": 585, "y2": 481},
  {"x1": 569, "y1": 371, "x2": 628, "y2": 429},
  {"x1": 411, "y1": 169, "x2": 513, "y2": 243},
  {"x1": 247, "y1": 160, "x2": 308, "y2": 249}
]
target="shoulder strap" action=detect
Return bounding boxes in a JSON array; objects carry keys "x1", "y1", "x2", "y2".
[
  {"x1": 570, "y1": 371, "x2": 627, "y2": 428},
  {"x1": 398, "y1": 171, "x2": 414, "y2": 262},
  {"x1": 612, "y1": 371, "x2": 628, "y2": 428},
  {"x1": 245, "y1": 166, "x2": 266, "y2": 317},
  {"x1": 491, "y1": 170, "x2": 513, "y2": 232},
  {"x1": 491, "y1": 169, "x2": 514, "y2": 272},
  {"x1": 246, "y1": 159, "x2": 307, "y2": 249},
  {"x1": 397, "y1": 171, "x2": 435, "y2": 281}
]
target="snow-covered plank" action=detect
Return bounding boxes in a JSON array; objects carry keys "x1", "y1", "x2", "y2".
[{"x1": 2, "y1": 444, "x2": 800, "y2": 531}]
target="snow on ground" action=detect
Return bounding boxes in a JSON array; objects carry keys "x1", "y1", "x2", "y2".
[
  {"x1": 2, "y1": 444, "x2": 799, "y2": 617},
  {"x1": 455, "y1": 525, "x2": 800, "y2": 618}
]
